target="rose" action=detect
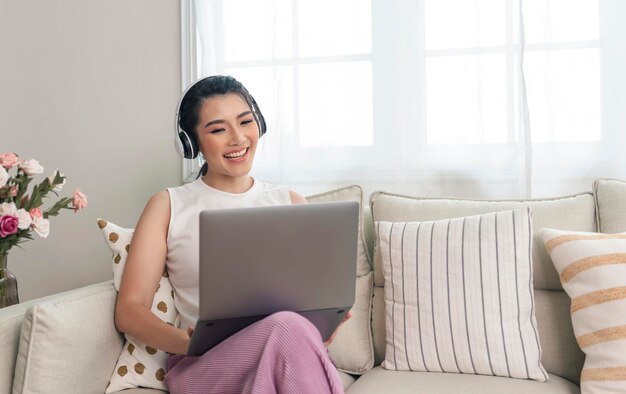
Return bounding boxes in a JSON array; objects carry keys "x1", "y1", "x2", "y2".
[
  {"x1": 29, "y1": 207, "x2": 43, "y2": 219},
  {"x1": 72, "y1": 188, "x2": 87, "y2": 212},
  {"x1": 0, "y1": 202, "x2": 17, "y2": 217},
  {"x1": 0, "y1": 215, "x2": 19, "y2": 238},
  {"x1": 0, "y1": 152, "x2": 19, "y2": 169},
  {"x1": 31, "y1": 216, "x2": 50, "y2": 238},
  {"x1": 0, "y1": 166, "x2": 8, "y2": 188},
  {"x1": 16, "y1": 209, "x2": 32, "y2": 230},
  {"x1": 48, "y1": 170, "x2": 66, "y2": 192},
  {"x1": 18, "y1": 159, "x2": 44, "y2": 175}
]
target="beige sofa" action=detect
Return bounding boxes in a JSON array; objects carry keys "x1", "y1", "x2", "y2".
[{"x1": 2, "y1": 178, "x2": 625, "y2": 393}]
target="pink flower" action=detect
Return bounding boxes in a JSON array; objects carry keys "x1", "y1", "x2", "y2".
[
  {"x1": 0, "y1": 202, "x2": 17, "y2": 217},
  {"x1": 18, "y1": 159, "x2": 44, "y2": 175},
  {"x1": 0, "y1": 167, "x2": 8, "y2": 188},
  {"x1": 9, "y1": 186, "x2": 17, "y2": 197},
  {"x1": 48, "y1": 170, "x2": 65, "y2": 192},
  {"x1": 72, "y1": 188, "x2": 87, "y2": 212},
  {"x1": 29, "y1": 207, "x2": 43, "y2": 219},
  {"x1": 16, "y1": 209, "x2": 32, "y2": 230},
  {"x1": 0, "y1": 215, "x2": 19, "y2": 238},
  {"x1": 0, "y1": 152, "x2": 19, "y2": 169},
  {"x1": 31, "y1": 216, "x2": 50, "y2": 238}
]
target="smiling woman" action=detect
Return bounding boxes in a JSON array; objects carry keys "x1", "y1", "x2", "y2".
[{"x1": 112, "y1": 75, "x2": 348, "y2": 393}]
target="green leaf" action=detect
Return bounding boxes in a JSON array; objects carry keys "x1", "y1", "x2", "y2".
[{"x1": 44, "y1": 197, "x2": 72, "y2": 218}]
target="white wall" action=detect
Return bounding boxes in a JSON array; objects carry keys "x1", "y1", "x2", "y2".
[{"x1": 0, "y1": 0, "x2": 181, "y2": 301}]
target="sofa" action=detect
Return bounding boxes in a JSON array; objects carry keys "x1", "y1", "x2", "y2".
[{"x1": 1, "y1": 178, "x2": 625, "y2": 393}]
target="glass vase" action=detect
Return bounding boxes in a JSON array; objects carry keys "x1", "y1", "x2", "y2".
[{"x1": 0, "y1": 253, "x2": 19, "y2": 308}]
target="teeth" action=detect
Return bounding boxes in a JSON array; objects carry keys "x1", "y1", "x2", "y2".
[{"x1": 224, "y1": 148, "x2": 247, "y2": 159}]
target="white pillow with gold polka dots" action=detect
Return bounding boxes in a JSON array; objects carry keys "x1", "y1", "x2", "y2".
[{"x1": 97, "y1": 219, "x2": 178, "y2": 393}]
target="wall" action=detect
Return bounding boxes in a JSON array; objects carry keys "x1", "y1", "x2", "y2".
[{"x1": 0, "y1": 0, "x2": 181, "y2": 301}]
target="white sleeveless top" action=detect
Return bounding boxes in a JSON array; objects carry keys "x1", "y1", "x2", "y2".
[{"x1": 166, "y1": 177, "x2": 292, "y2": 329}]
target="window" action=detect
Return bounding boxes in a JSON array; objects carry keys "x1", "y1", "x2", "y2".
[{"x1": 182, "y1": 0, "x2": 626, "y2": 198}]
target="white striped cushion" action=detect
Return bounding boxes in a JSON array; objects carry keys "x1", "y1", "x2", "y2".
[
  {"x1": 540, "y1": 228, "x2": 626, "y2": 393},
  {"x1": 376, "y1": 207, "x2": 548, "y2": 381}
]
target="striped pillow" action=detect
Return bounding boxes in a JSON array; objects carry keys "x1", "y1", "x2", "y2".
[
  {"x1": 376, "y1": 207, "x2": 548, "y2": 381},
  {"x1": 541, "y1": 228, "x2": 626, "y2": 393}
]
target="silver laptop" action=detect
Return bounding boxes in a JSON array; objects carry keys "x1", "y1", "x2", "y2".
[{"x1": 187, "y1": 201, "x2": 359, "y2": 356}]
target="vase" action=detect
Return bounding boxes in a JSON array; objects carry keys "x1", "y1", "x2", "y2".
[{"x1": 0, "y1": 253, "x2": 19, "y2": 308}]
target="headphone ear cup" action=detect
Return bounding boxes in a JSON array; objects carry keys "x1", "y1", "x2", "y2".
[
  {"x1": 248, "y1": 95, "x2": 267, "y2": 137},
  {"x1": 257, "y1": 111, "x2": 267, "y2": 137},
  {"x1": 176, "y1": 130, "x2": 198, "y2": 159}
]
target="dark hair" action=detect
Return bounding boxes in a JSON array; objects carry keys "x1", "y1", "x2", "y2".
[{"x1": 177, "y1": 75, "x2": 262, "y2": 177}]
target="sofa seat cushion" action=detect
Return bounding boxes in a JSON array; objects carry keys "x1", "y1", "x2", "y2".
[
  {"x1": 110, "y1": 370, "x2": 357, "y2": 393},
  {"x1": 346, "y1": 367, "x2": 579, "y2": 394}
]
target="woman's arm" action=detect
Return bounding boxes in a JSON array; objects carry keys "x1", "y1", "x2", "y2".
[{"x1": 114, "y1": 190, "x2": 189, "y2": 355}]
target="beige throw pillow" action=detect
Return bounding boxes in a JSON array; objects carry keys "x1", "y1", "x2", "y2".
[
  {"x1": 306, "y1": 185, "x2": 374, "y2": 374},
  {"x1": 376, "y1": 208, "x2": 548, "y2": 381},
  {"x1": 97, "y1": 219, "x2": 178, "y2": 393},
  {"x1": 541, "y1": 228, "x2": 626, "y2": 393}
]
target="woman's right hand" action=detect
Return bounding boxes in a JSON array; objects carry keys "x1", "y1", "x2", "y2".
[{"x1": 177, "y1": 327, "x2": 194, "y2": 355}]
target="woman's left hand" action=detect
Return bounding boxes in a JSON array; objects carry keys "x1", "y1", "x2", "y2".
[{"x1": 323, "y1": 310, "x2": 352, "y2": 347}]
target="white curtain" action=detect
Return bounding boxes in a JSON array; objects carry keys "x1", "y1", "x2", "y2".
[{"x1": 186, "y1": 0, "x2": 626, "y2": 200}]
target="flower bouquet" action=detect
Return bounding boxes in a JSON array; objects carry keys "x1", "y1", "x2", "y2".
[{"x1": 0, "y1": 151, "x2": 87, "y2": 307}]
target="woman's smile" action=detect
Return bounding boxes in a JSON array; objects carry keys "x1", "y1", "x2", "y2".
[{"x1": 223, "y1": 147, "x2": 249, "y2": 162}]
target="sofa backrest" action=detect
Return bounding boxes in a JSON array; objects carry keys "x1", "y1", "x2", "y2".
[
  {"x1": 0, "y1": 281, "x2": 124, "y2": 394},
  {"x1": 363, "y1": 192, "x2": 597, "y2": 384}
]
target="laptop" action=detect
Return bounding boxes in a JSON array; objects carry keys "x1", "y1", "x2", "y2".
[{"x1": 187, "y1": 201, "x2": 359, "y2": 356}]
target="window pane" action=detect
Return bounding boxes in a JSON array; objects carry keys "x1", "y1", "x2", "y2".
[
  {"x1": 223, "y1": 0, "x2": 293, "y2": 62},
  {"x1": 425, "y1": 0, "x2": 506, "y2": 50},
  {"x1": 298, "y1": 0, "x2": 371, "y2": 57},
  {"x1": 525, "y1": 48, "x2": 600, "y2": 142},
  {"x1": 426, "y1": 54, "x2": 508, "y2": 144},
  {"x1": 299, "y1": 62, "x2": 373, "y2": 147},
  {"x1": 523, "y1": 0, "x2": 599, "y2": 44}
]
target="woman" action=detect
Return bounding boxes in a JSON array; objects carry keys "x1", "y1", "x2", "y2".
[{"x1": 114, "y1": 75, "x2": 350, "y2": 393}]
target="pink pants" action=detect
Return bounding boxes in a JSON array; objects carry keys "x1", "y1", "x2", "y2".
[{"x1": 165, "y1": 311, "x2": 345, "y2": 394}]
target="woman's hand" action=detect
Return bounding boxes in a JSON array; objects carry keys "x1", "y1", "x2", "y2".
[
  {"x1": 181, "y1": 326, "x2": 194, "y2": 354},
  {"x1": 323, "y1": 310, "x2": 352, "y2": 347}
]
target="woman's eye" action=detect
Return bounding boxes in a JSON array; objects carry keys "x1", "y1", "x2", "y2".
[
  {"x1": 241, "y1": 119, "x2": 254, "y2": 126},
  {"x1": 210, "y1": 128, "x2": 225, "y2": 134}
]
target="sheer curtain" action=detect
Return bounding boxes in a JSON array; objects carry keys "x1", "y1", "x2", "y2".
[{"x1": 183, "y1": 0, "x2": 626, "y2": 199}]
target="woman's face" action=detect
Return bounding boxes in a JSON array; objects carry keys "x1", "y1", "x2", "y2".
[{"x1": 195, "y1": 93, "x2": 259, "y2": 182}]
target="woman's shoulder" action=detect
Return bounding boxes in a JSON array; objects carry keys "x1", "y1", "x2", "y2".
[
  {"x1": 144, "y1": 190, "x2": 171, "y2": 212},
  {"x1": 134, "y1": 190, "x2": 171, "y2": 233}
]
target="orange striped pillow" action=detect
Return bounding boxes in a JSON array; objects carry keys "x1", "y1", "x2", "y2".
[{"x1": 541, "y1": 229, "x2": 626, "y2": 393}]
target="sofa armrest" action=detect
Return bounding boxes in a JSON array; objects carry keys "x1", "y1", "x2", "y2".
[
  {"x1": 0, "y1": 297, "x2": 48, "y2": 394},
  {"x1": 6, "y1": 281, "x2": 124, "y2": 394}
]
